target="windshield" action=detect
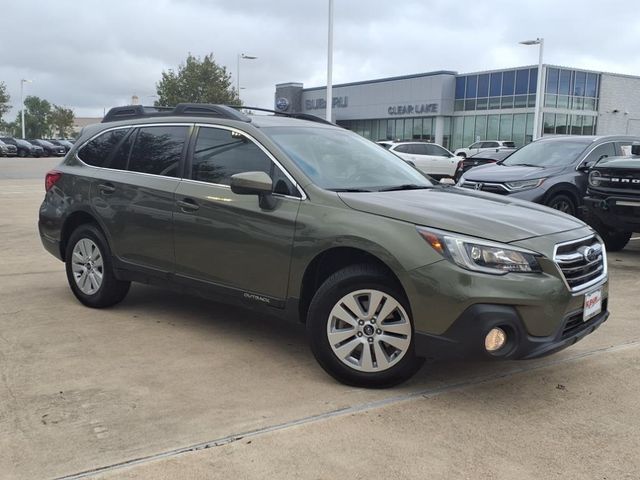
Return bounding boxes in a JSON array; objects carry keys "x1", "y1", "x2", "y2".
[
  {"x1": 501, "y1": 139, "x2": 590, "y2": 168},
  {"x1": 265, "y1": 127, "x2": 433, "y2": 191}
]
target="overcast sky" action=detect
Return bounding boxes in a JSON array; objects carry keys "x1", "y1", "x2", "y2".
[{"x1": 1, "y1": 0, "x2": 639, "y2": 119}]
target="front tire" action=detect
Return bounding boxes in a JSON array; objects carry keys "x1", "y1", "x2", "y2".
[
  {"x1": 600, "y1": 230, "x2": 632, "y2": 251},
  {"x1": 65, "y1": 224, "x2": 130, "y2": 308},
  {"x1": 307, "y1": 264, "x2": 420, "y2": 388},
  {"x1": 546, "y1": 193, "x2": 576, "y2": 217}
]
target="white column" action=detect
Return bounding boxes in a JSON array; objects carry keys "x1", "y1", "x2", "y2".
[{"x1": 326, "y1": 0, "x2": 334, "y2": 122}]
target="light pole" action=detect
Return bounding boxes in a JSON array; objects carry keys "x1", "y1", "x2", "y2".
[
  {"x1": 326, "y1": 0, "x2": 334, "y2": 122},
  {"x1": 236, "y1": 53, "x2": 257, "y2": 103},
  {"x1": 20, "y1": 79, "x2": 32, "y2": 139},
  {"x1": 519, "y1": 38, "x2": 544, "y2": 140}
]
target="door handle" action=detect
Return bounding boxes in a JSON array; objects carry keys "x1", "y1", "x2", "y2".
[
  {"x1": 176, "y1": 198, "x2": 200, "y2": 212},
  {"x1": 97, "y1": 183, "x2": 116, "y2": 194}
]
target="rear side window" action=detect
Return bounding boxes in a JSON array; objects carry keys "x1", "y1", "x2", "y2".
[
  {"x1": 393, "y1": 144, "x2": 412, "y2": 154},
  {"x1": 78, "y1": 129, "x2": 129, "y2": 167},
  {"x1": 481, "y1": 141, "x2": 499, "y2": 148},
  {"x1": 128, "y1": 126, "x2": 188, "y2": 177},
  {"x1": 502, "y1": 141, "x2": 516, "y2": 148}
]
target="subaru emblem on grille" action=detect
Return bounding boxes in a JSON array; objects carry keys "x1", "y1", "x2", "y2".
[{"x1": 579, "y1": 245, "x2": 600, "y2": 262}]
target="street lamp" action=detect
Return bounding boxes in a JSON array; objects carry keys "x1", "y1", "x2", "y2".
[
  {"x1": 236, "y1": 53, "x2": 257, "y2": 103},
  {"x1": 20, "y1": 79, "x2": 33, "y2": 139},
  {"x1": 519, "y1": 37, "x2": 544, "y2": 140},
  {"x1": 326, "y1": 0, "x2": 334, "y2": 122}
]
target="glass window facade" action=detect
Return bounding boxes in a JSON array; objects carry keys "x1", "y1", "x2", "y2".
[
  {"x1": 544, "y1": 67, "x2": 599, "y2": 111},
  {"x1": 455, "y1": 68, "x2": 538, "y2": 112},
  {"x1": 337, "y1": 117, "x2": 440, "y2": 145},
  {"x1": 450, "y1": 113, "x2": 536, "y2": 149}
]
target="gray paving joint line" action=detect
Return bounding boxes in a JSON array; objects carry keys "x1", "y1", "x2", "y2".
[{"x1": 53, "y1": 339, "x2": 640, "y2": 480}]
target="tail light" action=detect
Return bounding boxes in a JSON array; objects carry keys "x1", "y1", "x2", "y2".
[{"x1": 45, "y1": 171, "x2": 62, "y2": 192}]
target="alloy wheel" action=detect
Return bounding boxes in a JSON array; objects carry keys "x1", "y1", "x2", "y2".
[
  {"x1": 327, "y1": 289, "x2": 412, "y2": 372},
  {"x1": 71, "y1": 238, "x2": 104, "y2": 295}
]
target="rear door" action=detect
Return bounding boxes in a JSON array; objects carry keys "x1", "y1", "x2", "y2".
[
  {"x1": 173, "y1": 125, "x2": 301, "y2": 303},
  {"x1": 86, "y1": 124, "x2": 191, "y2": 274}
]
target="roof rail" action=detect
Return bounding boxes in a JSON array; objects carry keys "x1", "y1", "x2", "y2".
[
  {"x1": 229, "y1": 106, "x2": 336, "y2": 126},
  {"x1": 102, "y1": 103, "x2": 251, "y2": 123}
]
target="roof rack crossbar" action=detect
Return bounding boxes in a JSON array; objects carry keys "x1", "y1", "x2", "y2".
[
  {"x1": 102, "y1": 103, "x2": 251, "y2": 123},
  {"x1": 228, "y1": 106, "x2": 336, "y2": 126}
]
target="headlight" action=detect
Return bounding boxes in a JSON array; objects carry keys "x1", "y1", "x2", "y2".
[
  {"x1": 504, "y1": 178, "x2": 545, "y2": 191},
  {"x1": 418, "y1": 227, "x2": 542, "y2": 275},
  {"x1": 588, "y1": 170, "x2": 601, "y2": 187}
]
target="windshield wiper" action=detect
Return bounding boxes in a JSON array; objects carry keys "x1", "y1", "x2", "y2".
[
  {"x1": 376, "y1": 184, "x2": 431, "y2": 192},
  {"x1": 328, "y1": 188, "x2": 375, "y2": 192}
]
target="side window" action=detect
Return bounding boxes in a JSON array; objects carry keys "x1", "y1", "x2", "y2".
[
  {"x1": 425, "y1": 144, "x2": 450, "y2": 156},
  {"x1": 481, "y1": 141, "x2": 498, "y2": 148},
  {"x1": 192, "y1": 127, "x2": 298, "y2": 196},
  {"x1": 128, "y1": 126, "x2": 188, "y2": 177},
  {"x1": 393, "y1": 144, "x2": 412, "y2": 154},
  {"x1": 469, "y1": 142, "x2": 482, "y2": 149},
  {"x1": 109, "y1": 131, "x2": 134, "y2": 170},
  {"x1": 584, "y1": 142, "x2": 616, "y2": 164},
  {"x1": 618, "y1": 142, "x2": 633, "y2": 156},
  {"x1": 77, "y1": 129, "x2": 130, "y2": 167}
]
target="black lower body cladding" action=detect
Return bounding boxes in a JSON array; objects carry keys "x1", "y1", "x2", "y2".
[{"x1": 413, "y1": 302, "x2": 609, "y2": 362}]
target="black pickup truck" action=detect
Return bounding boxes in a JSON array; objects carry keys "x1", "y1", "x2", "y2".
[{"x1": 583, "y1": 144, "x2": 640, "y2": 251}]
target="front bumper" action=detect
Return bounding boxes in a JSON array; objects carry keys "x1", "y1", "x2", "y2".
[
  {"x1": 414, "y1": 301, "x2": 609, "y2": 361},
  {"x1": 584, "y1": 192, "x2": 640, "y2": 232}
]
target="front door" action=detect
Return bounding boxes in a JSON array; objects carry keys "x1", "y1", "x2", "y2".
[{"x1": 173, "y1": 126, "x2": 301, "y2": 303}]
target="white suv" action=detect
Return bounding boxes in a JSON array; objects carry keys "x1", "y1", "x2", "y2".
[
  {"x1": 378, "y1": 141, "x2": 460, "y2": 178},
  {"x1": 453, "y1": 140, "x2": 516, "y2": 158}
]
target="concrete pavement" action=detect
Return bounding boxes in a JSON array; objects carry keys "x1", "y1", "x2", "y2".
[{"x1": 1, "y1": 157, "x2": 639, "y2": 480}]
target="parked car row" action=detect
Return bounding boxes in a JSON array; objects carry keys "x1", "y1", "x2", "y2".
[
  {"x1": 0, "y1": 139, "x2": 18, "y2": 157},
  {"x1": 0, "y1": 136, "x2": 74, "y2": 157},
  {"x1": 456, "y1": 135, "x2": 640, "y2": 250}
]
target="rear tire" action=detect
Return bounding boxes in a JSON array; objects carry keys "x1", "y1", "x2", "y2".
[
  {"x1": 65, "y1": 224, "x2": 130, "y2": 308},
  {"x1": 307, "y1": 264, "x2": 421, "y2": 388},
  {"x1": 18, "y1": 149, "x2": 26, "y2": 158}
]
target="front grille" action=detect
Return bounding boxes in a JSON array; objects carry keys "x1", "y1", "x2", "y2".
[
  {"x1": 554, "y1": 236, "x2": 607, "y2": 292},
  {"x1": 461, "y1": 181, "x2": 509, "y2": 194}
]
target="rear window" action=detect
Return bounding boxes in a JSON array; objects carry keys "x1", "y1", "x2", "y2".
[
  {"x1": 78, "y1": 129, "x2": 130, "y2": 167},
  {"x1": 502, "y1": 141, "x2": 516, "y2": 148}
]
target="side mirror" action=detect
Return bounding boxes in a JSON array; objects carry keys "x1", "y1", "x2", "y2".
[
  {"x1": 578, "y1": 161, "x2": 595, "y2": 172},
  {"x1": 230, "y1": 171, "x2": 276, "y2": 210},
  {"x1": 230, "y1": 171, "x2": 273, "y2": 195}
]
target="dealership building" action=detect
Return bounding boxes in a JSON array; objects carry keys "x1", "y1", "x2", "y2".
[{"x1": 274, "y1": 65, "x2": 640, "y2": 150}]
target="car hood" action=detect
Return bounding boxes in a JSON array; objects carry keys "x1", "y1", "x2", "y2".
[
  {"x1": 338, "y1": 187, "x2": 585, "y2": 243},
  {"x1": 463, "y1": 163, "x2": 565, "y2": 182}
]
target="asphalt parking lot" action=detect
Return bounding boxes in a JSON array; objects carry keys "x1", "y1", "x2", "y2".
[{"x1": 2, "y1": 157, "x2": 640, "y2": 480}]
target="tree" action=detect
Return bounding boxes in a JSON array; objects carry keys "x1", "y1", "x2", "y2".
[
  {"x1": 0, "y1": 82, "x2": 11, "y2": 123},
  {"x1": 49, "y1": 105, "x2": 75, "y2": 138},
  {"x1": 23, "y1": 96, "x2": 52, "y2": 138},
  {"x1": 155, "y1": 53, "x2": 240, "y2": 107}
]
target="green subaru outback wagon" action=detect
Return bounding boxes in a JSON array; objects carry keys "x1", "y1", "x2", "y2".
[{"x1": 39, "y1": 104, "x2": 609, "y2": 387}]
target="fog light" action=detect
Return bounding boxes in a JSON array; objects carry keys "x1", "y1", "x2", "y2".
[{"x1": 485, "y1": 327, "x2": 507, "y2": 352}]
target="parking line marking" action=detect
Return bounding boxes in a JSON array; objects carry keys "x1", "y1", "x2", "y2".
[{"x1": 52, "y1": 339, "x2": 640, "y2": 480}]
